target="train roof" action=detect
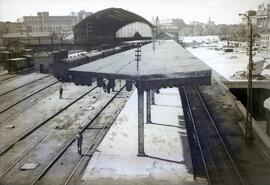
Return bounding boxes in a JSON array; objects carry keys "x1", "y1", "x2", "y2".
[
  {"x1": 0, "y1": 47, "x2": 7, "y2": 51},
  {"x1": 0, "y1": 51, "x2": 12, "y2": 54},
  {"x1": 22, "y1": 49, "x2": 33, "y2": 51},
  {"x1": 84, "y1": 51, "x2": 103, "y2": 57},
  {"x1": 7, "y1": 58, "x2": 27, "y2": 61},
  {"x1": 122, "y1": 40, "x2": 151, "y2": 45},
  {"x1": 61, "y1": 55, "x2": 88, "y2": 62},
  {"x1": 21, "y1": 54, "x2": 33, "y2": 58}
]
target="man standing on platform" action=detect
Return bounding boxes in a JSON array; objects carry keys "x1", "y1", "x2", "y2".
[
  {"x1": 103, "y1": 80, "x2": 106, "y2": 92},
  {"x1": 106, "y1": 80, "x2": 110, "y2": 93}
]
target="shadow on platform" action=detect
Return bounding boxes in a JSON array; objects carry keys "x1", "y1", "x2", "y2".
[
  {"x1": 145, "y1": 155, "x2": 184, "y2": 165},
  {"x1": 147, "y1": 121, "x2": 185, "y2": 129},
  {"x1": 152, "y1": 104, "x2": 182, "y2": 108},
  {"x1": 61, "y1": 97, "x2": 74, "y2": 100}
]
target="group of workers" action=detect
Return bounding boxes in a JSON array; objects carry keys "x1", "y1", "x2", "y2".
[
  {"x1": 59, "y1": 79, "x2": 115, "y2": 100},
  {"x1": 102, "y1": 80, "x2": 114, "y2": 93}
]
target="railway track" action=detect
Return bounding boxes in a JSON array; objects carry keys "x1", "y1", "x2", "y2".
[
  {"x1": 0, "y1": 85, "x2": 98, "y2": 156},
  {"x1": 0, "y1": 74, "x2": 51, "y2": 97},
  {"x1": 0, "y1": 72, "x2": 8, "y2": 77},
  {"x1": 0, "y1": 82, "x2": 60, "y2": 124},
  {"x1": 0, "y1": 80, "x2": 59, "y2": 114},
  {"x1": 180, "y1": 87, "x2": 246, "y2": 185},
  {"x1": 33, "y1": 85, "x2": 126, "y2": 185},
  {"x1": 0, "y1": 70, "x2": 39, "y2": 82},
  {"x1": 0, "y1": 74, "x2": 18, "y2": 82},
  {"x1": 0, "y1": 84, "x2": 127, "y2": 185}
]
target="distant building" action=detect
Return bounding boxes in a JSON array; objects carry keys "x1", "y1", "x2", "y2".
[
  {"x1": 250, "y1": 1, "x2": 270, "y2": 55},
  {"x1": 159, "y1": 19, "x2": 184, "y2": 38},
  {"x1": 0, "y1": 22, "x2": 31, "y2": 46},
  {"x1": 257, "y1": 1, "x2": 270, "y2": 33},
  {"x1": 33, "y1": 51, "x2": 54, "y2": 73},
  {"x1": 2, "y1": 32, "x2": 54, "y2": 50},
  {"x1": 0, "y1": 22, "x2": 30, "y2": 34},
  {"x1": 178, "y1": 21, "x2": 206, "y2": 37},
  {"x1": 160, "y1": 21, "x2": 177, "y2": 31},
  {"x1": 260, "y1": 32, "x2": 270, "y2": 54},
  {"x1": 74, "y1": 8, "x2": 152, "y2": 45},
  {"x1": 18, "y1": 12, "x2": 78, "y2": 38},
  {"x1": 207, "y1": 17, "x2": 215, "y2": 26},
  {"x1": 77, "y1": 10, "x2": 93, "y2": 22},
  {"x1": 205, "y1": 17, "x2": 216, "y2": 35}
]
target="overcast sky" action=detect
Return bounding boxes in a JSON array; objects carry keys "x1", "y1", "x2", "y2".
[{"x1": 0, "y1": 0, "x2": 267, "y2": 24}]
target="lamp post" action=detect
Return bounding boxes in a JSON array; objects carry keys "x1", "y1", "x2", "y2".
[{"x1": 239, "y1": 10, "x2": 256, "y2": 145}]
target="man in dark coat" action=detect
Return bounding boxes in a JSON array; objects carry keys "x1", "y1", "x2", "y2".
[
  {"x1": 76, "y1": 132, "x2": 83, "y2": 156},
  {"x1": 59, "y1": 86, "x2": 63, "y2": 99}
]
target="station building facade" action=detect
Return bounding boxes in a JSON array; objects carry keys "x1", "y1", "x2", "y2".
[
  {"x1": 73, "y1": 8, "x2": 153, "y2": 45},
  {"x1": 257, "y1": 1, "x2": 270, "y2": 33},
  {"x1": 260, "y1": 32, "x2": 270, "y2": 54},
  {"x1": 255, "y1": 1, "x2": 270, "y2": 55},
  {"x1": 18, "y1": 12, "x2": 78, "y2": 38},
  {"x1": 0, "y1": 22, "x2": 31, "y2": 46}
]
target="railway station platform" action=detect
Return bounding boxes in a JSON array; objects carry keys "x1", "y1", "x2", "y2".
[
  {"x1": 188, "y1": 46, "x2": 270, "y2": 161},
  {"x1": 69, "y1": 40, "x2": 212, "y2": 156},
  {"x1": 81, "y1": 88, "x2": 201, "y2": 185},
  {"x1": 187, "y1": 47, "x2": 270, "y2": 88}
]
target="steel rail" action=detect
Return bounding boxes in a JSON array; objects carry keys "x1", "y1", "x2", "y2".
[
  {"x1": 0, "y1": 80, "x2": 59, "y2": 114},
  {"x1": 30, "y1": 85, "x2": 126, "y2": 185},
  {"x1": 0, "y1": 75, "x2": 51, "y2": 97},
  {"x1": 182, "y1": 87, "x2": 212, "y2": 185},
  {"x1": 194, "y1": 87, "x2": 246, "y2": 185},
  {"x1": 0, "y1": 85, "x2": 98, "y2": 156}
]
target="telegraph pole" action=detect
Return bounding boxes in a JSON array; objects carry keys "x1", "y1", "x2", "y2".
[{"x1": 135, "y1": 44, "x2": 142, "y2": 72}]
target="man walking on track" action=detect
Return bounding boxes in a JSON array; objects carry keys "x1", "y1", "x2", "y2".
[
  {"x1": 59, "y1": 86, "x2": 63, "y2": 99},
  {"x1": 76, "y1": 132, "x2": 83, "y2": 156}
]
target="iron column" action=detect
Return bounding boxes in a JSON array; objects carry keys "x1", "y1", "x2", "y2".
[
  {"x1": 137, "y1": 81, "x2": 145, "y2": 156},
  {"x1": 146, "y1": 90, "x2": 151, "y2": 123}
]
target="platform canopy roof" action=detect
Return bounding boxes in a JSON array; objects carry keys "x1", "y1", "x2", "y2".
[{"x1": 69, "y1": 40, "x2": 212, "y2": 90}]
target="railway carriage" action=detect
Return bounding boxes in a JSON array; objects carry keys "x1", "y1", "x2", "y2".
[
  {"x1": 53, "y1": 41, "x2": 150, "y2": 81},
  {"x1": 5, "y1": 57, "x2": 34, "y2": 74},
  {"x1": 1, "y1": 48, "x2": 34, "y2": 73},
  {"x1": 0, "y1": 51, "x2": 12, "y2": 67}
]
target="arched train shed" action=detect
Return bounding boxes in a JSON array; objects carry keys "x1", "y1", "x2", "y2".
[{"x1": 74, "y1": 8, "x2": 153, "y2": 45}]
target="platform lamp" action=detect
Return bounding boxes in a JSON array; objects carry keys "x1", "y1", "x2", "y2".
[{"x1": 239, "y1": 10, "x2": 257, "y2": 145}]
